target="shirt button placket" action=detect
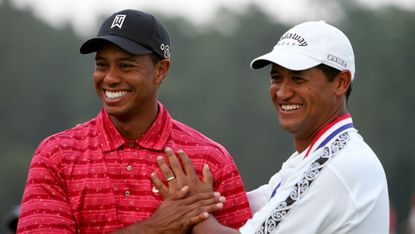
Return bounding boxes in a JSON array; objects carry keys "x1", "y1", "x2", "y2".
[
  {"x1": 124, "y1": 142, "x2": 135, "y2": 198},
  {"x1": 125, "y1": 164, "x2": 133, "y2": 197}
]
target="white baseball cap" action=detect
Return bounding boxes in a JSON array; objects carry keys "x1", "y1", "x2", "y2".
[{"x1": 250, "y1": 20, "x2": 355, "y2": 80}]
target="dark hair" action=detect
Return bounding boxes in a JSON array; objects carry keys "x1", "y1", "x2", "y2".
[
  {"x1": 316, "y1": 64, "x2": 352, "y2": 101},
  {"x1": 149, "y1": 53, "x2": 164, "y2": 66}
]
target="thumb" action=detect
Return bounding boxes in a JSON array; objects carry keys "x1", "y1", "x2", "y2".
[{"x1": 202, "y1": 164, "x2": 214, "y2": 188}]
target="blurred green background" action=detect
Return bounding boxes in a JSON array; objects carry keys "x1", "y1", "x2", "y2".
[{"x1": 1, "y1": 0, "x2": 414, "y2": 233}]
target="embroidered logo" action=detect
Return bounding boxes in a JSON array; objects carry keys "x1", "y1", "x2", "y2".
[
  {"x1": 152, "y1": 186, "x2": 160, "y2": 193},
  {"x1": 160, "y1": 44, "x2": 171, "y2": 59},
  {"x1": 327, "y1": 54, "x2": 347, "y2": 68},
  {"x1": 277, "y1": 32, "x2": 308, "y2": 47},
  {"x1": 111, "y1": 14, "x2": 126, "y2": 29}
]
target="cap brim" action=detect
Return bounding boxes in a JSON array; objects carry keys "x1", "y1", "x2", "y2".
[
  {"x1": 80, "y1": 35, "x2": 153, "y2": 55},
  {"x1": 250, "y1": 50, "x2": 321, "y2": 71}
]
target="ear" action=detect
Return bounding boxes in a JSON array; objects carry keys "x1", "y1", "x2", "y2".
[
  {"x1": 154, "y1": 59, "x2": 170, "y2": 85},
  {"x1": 334, "y1": 70, "x2": 352, "y2": 97}
]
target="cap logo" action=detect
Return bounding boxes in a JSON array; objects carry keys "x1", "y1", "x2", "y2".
[
  {"x1": 111, "y1": 14, "x2": 126, "y2": 29},
  {"x1": 160, "y1": 44, "x2": 171, "y2": 59},
  {"x1": 327, "y1": 54, "x2": 347, "y2": 68},
  {"x1": 277, "y1": 32, "x2": 308, "y2": 47}
]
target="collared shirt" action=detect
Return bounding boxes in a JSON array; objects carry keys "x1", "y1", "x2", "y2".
[
  {"x1": 18, "y1": 103, "x2": 252, "y2": 234},
  {"x1": 241, "y1": 114, "x2": 389, "y2": 234}
]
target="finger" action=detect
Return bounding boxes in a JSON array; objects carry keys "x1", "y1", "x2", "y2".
[
  {"x1": 157, "y1": 185, "x2": 190, "y2": 202},
  {"x1": 199, "y1": 201, "x2": 225, "y2": 214},
  {"x1": 194, "y1": 196, "x2": 225, "y2": 210},
  {"x1": 182, "y1": 191, "x2": 222, "y2": 205},
  {"x1": 174, "y1": 211, "x2": 209, "y2": 231},
  {"x1": 156, "y1": 155, "x2": 177, "y2": 186},
  {"x1": 187, "y1": 212, "x2": 209, "y2": 226},
  {"x1": 198, "y1": 195, "x2": 225, "y2": 207},
  {"x1": 170, "y1": 185, "x2": 190, "y2": 200},
  {"x1": 165, "y1": 148, "x2": 186, "y2": 178},
  {"x1": 202, "y1": 164, "x2": 214, "y2": 188},
  {"x1": 177, "y1": 150, "x2": 197, "y2": 177},
  {"x1": 150, "y1": 172, "x2": 170, "y2": 198},
  {"x1": 184, "y1": 198, "x2": 225, "y2": 220}
]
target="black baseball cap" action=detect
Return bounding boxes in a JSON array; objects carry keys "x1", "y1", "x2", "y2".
[{"x1": 80, "y1": 9, "x2": 171, "y2": 59}]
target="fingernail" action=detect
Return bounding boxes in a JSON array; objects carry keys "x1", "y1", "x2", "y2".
[
  {"x1": 216, "y1": 203, "x2": 223, "y2": 208},
  {"x1": 219, "y1": 196, "x2": 226, "y2": 202},
  {"x1": 165, "y1": 147, "x2": 172, "y2": 152},
  {"x1": 214, "y1": 192, "x2": 220, "y2": 197},
  {"x1": 202, "y1": 212, "x2": 209, "y2": 218},
  {"x1": 156, "y1": 156, "x2": 163, "y2": 161},
  {"x1": 204, "y1": 164, "x2": 209, "y2": 170}
]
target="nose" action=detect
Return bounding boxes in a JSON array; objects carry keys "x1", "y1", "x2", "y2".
[
  {"x1": 270, "y1": 80, "x2": 293, "y2": 101},
  {"x1": 277, "y1": 81, "x2": 293, "y2": 99},
  {"x1": 104, "y1": 66, "x2": 121, "y2": 85}
]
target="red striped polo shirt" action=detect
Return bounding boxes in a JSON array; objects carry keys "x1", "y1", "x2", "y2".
[{"x1": 17, "y1": 102, "x2": 252, "y2": 234}]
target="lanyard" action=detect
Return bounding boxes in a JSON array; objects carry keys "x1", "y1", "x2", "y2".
[
  {"x1": 304, "y1": 113, "x2": 352, "y2": 158},
  {"x1": 259, "y1": 129, "x2": 352, "y2": 233},
  {"x1": 270, "y1": 182, "x2": 281, "y2": 199},
  {"x1": 270, "y1": 114, "x2": 353, "y2": 199}
]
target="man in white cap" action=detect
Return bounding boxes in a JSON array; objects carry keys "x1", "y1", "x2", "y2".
[{"x1": 152, "y1": 20, "x2": 390, "y2": 233}]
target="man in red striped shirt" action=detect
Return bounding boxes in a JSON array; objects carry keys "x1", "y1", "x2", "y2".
[{"x1": 17, "y1": 9, "x2": 252, "y2": 234}]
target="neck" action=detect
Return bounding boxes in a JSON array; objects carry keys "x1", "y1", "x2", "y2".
[
  {"x1": 295, "y1": 110, "x2": 349, "y2": 153},
  {"x1": 110, "y1": 104, "x2": 159, "y2": 140}
]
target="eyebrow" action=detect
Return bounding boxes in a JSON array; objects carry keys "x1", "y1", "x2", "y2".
[{"x1": 291, "y1": 70, "x2": 305, "y2": 75}]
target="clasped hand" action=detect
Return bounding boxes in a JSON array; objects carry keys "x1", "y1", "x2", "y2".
[{"x1": 147, "y1": 148, "x2": 225, "y2": 233}]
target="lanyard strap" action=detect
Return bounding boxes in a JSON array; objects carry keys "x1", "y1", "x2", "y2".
[
  {"x1": 304, "y1": 113, "x2": 352, "y2": 158},
  {"x1": 258, "y1": 131, "x2": 352, "y2": 234},
  {"x1": 270, "y1": 182, "x2": 281, "y2": 199},
  {"x1": 270, "y1": 115, "x2": 353, "y2": 199}
]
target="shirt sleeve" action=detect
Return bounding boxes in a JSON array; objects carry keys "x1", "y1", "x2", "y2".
[
  {"x1": 17, "y1": 140, "x2": 76, "y2": 234},
  {"x1": 210, "y1": 152, "x2": 253, "y2": 229},
  {"x1": 247, "y1": 184, "x2": 271, "y2": 214},
  {"x1": 246, "y1": 170, "x2": 283, "y2": 214}
]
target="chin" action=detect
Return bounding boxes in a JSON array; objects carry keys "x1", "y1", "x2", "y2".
[
  {"x1": 278, "y1": 120, "x2": 298, "y2": 133},
  {"x1": 104, "y1": 105, "x2": 125, "y2": 117}
]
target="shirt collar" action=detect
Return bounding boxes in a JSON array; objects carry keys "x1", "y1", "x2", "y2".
[
  {"x1": 137, "y1": 102, "x2": 173, "y2": 150},
  {"x1": 303, "y1": 113, "x2": 353, "y2": 158},
  {"x1": 97, "y1": 102, "x2": 173, "y2": 152}
]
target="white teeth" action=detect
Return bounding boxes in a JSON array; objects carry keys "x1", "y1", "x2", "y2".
[
  {"x1": 281, "y1": 104, "x2": 302, "y2": 111},
  {"x1": 105, "y1": 90, "x2": 128, "y2": 99}
]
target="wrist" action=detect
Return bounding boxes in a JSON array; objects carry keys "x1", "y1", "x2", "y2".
[
  {"x1": 140, "y1": 218, "x2": 159, "y2": 234},
  {"x1": 109, "y1": 219, "x2": 159, "y2": 234}
]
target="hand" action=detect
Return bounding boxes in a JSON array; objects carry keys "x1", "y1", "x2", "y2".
[
  {"x1": 151, "y1": 148, "x2": 214, "y2": 199},
  {"x1": 146, "y1": 186, "x2": 225, "y2": 234},
  {"x1": 111, "y1": 186, "x2": 225, "y2": 234}
]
